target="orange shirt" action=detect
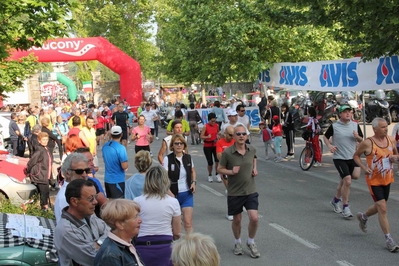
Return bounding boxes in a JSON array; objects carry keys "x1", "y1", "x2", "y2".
[
  {"x1": 216, "y1": 138, "x2": 235, "y2": 154},
  {"x1": 365, "y1": 137, "x2": 395, "y2": 186}
]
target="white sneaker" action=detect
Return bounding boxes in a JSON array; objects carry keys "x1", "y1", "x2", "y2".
[
  {"x1": 208, "y1": 176, "x2": 213, "y2": 182},
  {"x1": 216, "y1": 175, "x2": 222, "y2": 183},
  {"x1": 313, "y1": 162, "x2": 322, "y2": 167},
  {"x1": 156, "y1": 137, "x2": 159, "y2": 140},
  {"x1": 226, "y1": 214, "x2": 233, "y2": 221},
  {"x1": 342, "y1": 207, "x2": 353, "y2": 218},
  {"x1": 128, "y1": 140, "x2": 130, "y2": 144},
  {"x1": 150, "y1": 152, "x2": 153, "y2": 157}
]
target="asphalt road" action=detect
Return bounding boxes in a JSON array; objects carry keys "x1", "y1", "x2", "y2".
[{"x1": 94, "y1": 123, "x2": 399, "y2": 266}]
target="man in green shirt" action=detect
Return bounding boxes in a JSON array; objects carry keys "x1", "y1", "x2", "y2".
[{"x1": 218, "y1": 124, "x2": 260, "y2": 259}]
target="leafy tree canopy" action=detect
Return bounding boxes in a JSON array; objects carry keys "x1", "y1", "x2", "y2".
[{"x1": 0, "y1": 0, "x2": 78, "y2": 95}]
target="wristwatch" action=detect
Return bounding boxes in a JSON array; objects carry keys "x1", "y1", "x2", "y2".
[
  {"x1": 191, "y1": 180, "x2": 197, "y2": 184},
  {"x1": 97, "y1": 239, "x2": 103, "y2": 246}
]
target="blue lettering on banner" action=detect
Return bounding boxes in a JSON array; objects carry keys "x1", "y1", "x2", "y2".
[
  {"x1": 319, "y1": 62, "x2": 358, "y2": 87},
  {"x1": 259, "y1": 69, "x2": 270, "y2": 82},
  {"x1": 201, "y1": 110, "x2": 209, "y2": 124},
  {"x1": 279, "y1": 66, "x2": 308, "y2": 86},
  {"x1": 376, "y1": 56, "x2": 399, "y2": 85},
  {"x1": 246, "y1": 109, "x2": 260, "y2": 127}
]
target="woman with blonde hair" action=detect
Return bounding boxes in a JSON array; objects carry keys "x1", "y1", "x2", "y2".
[
  {"x1": 171, "y1": 233, "x2": 220, "y2": 266},
  {"x1": 134, "y1": 166, "x2": 181, "y2": 266},
  {"x1": 125, "y1": 150, "x2": 153, "y2": 199},
  {"x1": 163, "y1": 134, "x2": 196, "y2": 233},
  {"x1": 94, "y1": 199, "x2": 145, "y2": 265}
]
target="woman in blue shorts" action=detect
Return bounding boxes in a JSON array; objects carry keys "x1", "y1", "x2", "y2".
[{"x1": 163, "y1": 134, "x2": 197, "y2": 233}]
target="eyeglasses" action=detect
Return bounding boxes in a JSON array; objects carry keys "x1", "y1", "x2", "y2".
[
  {"x1": 235, "y1": 132, "x2": 247, "y2": 136},
  {"x1": 174, "y1": 142, "x2": 184, "y2": 146},
  {"x1": 81, "y1": 194, "x2": 99, "y2": 203},
  {"x1": 227, "y1": 133, "x2": 233, "y2": 137},
  {"x1": 69, "y1": 168, "x2": 91, "y2": 175}
]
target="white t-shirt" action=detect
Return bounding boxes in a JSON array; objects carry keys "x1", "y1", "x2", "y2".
[
  {"x1": 237, "y1": 115, "x2": 250, "y2": 129},
  {"x1": 163, "y1": 155, "x2": 194, "y2": 193},
  {"x1": 134, "y1": 195, "x2": 181, "y2": 237},
  {"x1": 54, "y1": 181, "x2": 69, "y2": 223},
  {"x1": 141, "y1": 110, "x2": 157, "y2": 128}
]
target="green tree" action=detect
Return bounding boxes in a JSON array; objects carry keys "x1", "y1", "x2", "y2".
[
  {"x1": 280, "y1": 0, "x2": 399, "y2": 60},
  {"x1": 72, "y1": 0, "x2": 158, "y2": 81},
  {"x1": 156, "y1": 0, "x2": 345, "y2": 86},
  {"x1": 0, "y1": 0, "x2": 78, "y2": 96}
]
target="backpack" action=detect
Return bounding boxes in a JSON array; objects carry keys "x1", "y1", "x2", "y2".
[{"x1": 262, "y1": 129, "x2": 271, "y2": 141}]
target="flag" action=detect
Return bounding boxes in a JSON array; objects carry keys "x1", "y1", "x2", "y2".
[{"x1": 82, "y1": 81, "x2": 92, "y2": 92}]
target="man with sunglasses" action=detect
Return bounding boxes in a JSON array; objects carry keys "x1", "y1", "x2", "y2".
[
  {"x1": 55, "y1": 179, "x2": 110, "y2": 266},
  {"x1": 220, "y1": 110, "x2": 250, "y2": 137},
  {"x1": 236, "y1": 104, "x2": 250, "y2": 130},
  {"x1": 216, "y1": 125, "x2": 235, "y2": 221},
  {"x1": 218, "y1": 124, "x2": 260, "y2": 258},
  {"x1": 54, "y1": 153, "x2": 90, "y2": 223}
]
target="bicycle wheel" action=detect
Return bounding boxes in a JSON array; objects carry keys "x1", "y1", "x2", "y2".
[{"x1": 299, "y1": 143, "x2": 314, "y2": 171}]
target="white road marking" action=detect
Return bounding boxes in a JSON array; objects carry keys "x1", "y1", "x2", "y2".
[
  {"x1": 199, "y1": 184, "x2": 224, "y2": 197},
  {"x1": 269, "y1": 223, "x2": 320, "y2": 249},
  {"x1": 336, "y1": 261, "x2": 355, "y2": 266}
]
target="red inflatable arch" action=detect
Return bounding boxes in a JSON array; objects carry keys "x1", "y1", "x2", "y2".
[{"x1": 9, "y1": 37, "x2": 142, "y2": 107}]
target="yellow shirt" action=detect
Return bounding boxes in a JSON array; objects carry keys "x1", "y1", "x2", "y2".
[
  {"x1": 68, "y1": 116, "x2": 85, "y2": 129},
  {"x1": 82, "y1": 127, "x2": 96, "y2": 155}
]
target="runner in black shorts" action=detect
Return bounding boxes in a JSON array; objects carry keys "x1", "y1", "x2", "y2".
[
  {"x1": 333, "y1": 159, "x2": 359, "y2": 178},
  {"x1": 111, "y1": 103, "x2": 129, "y2": 148}
]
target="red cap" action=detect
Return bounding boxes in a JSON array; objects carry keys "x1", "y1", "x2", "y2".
[{"x1": 273, "y1": 115, "x2": 279, "y2": 120}]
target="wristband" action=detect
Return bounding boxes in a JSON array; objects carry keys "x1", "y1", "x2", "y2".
[{"x1": 191, "y1": 180, "x2": 196, "y2": 184}]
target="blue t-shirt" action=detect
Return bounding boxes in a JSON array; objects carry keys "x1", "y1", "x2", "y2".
[
  {"x1": 124, "y1": 173, "x2": 145, "y2": 200},
  {"x1": 88, "y1": 177, "x2": 105, "y2": 195},
  {"x1": 102, "y1": 140, "x2": 128, "y2": 184}
]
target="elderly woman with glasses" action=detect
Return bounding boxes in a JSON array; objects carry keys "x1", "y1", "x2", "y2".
[
  {"x1": 134, "y1": 166, "x2": 181, "y2": 266},
  {"x1": 163, "y1": 134, "x2": 196, "y2": 233},
  {"x1": 95, "y1": 199, "x2": 145, "y2": 266}
]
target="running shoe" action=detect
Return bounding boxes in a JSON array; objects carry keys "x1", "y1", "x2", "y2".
[
  {"x1": 275, "y1": 157, "x2": 282, "y2": 163},
  {"x1": 247, "y1": 243, "x2": 260, "y2": 258},
  {"x1": 330, "y1": 200, "x2": 342, "y2": 213},
  {"x1": 234, "y1": 243, "x2": 243, "y2": 255},
  {"x1": 226, "y1": 214, "x2": 233, "y2": 221},
  {"x1": 386, "y1": 238, "x2": 399, "y2": 252},
  {"x1": 216, "y1": 175, "x2": 222, "y2": 183},
  {"x1": 156, "y1": 137, "x2": 159, "y2": 140},
  {"x1": 342, "y1": 207, "x2": 353, "y2": 218},
  {"x1": 356, "y1": 212, "x2": 367, "y2": 233},
  {"x1": 313, "y1": 162, "x2": 322, "y2": 167},
  {"x1": 208, "y1": 175, "x2": 213, "y2": 183}
]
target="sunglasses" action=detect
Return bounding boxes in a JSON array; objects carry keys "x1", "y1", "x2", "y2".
[
  {"x1": 240, "y1": 110, "x2": 245, "y2": 112},
  {"x1": 69, "y1": 168, "x2": 91, "y2": 175},
  {"x1": 174, "y1": 142, "x2": 184, "y2": 146},
  {"x1": 226, "y1": 133, "x2": 233, "y2": 137},
  {"x1": 82, "y1": 194, "x2": 99, "y2": 203},
  {"x1": 235, "y1": 132, "x2": 247, "y2": 136}
]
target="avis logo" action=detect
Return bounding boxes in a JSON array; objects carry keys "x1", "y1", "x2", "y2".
[
  {"x1": 279, "y1": 66, "x2": 308, "y2": 86},
  {"x1": 319, "y1": 62, "x2": 358, "y2": 87},
  {"x1": 259, "y1": 69, "x2": 270, "y2": 82},
  {"x1": 376, "y1": 56, "x2": 399, "y2": 85}
]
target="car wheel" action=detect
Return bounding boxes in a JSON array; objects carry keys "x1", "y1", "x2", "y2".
[{"x1": 391, "y1": 109, "x2": 398, "y2": 122}]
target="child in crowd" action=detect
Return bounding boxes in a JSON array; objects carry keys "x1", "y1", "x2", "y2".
[
  {"x1": 272, "y1": 115, "x2": 283, "y2": 162},
  {"x1": 259, "y1": 122, "x2": 275, "y2": 160}
]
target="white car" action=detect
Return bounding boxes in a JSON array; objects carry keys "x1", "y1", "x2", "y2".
[{"x1": 0, "y1": 162, "x2": 37, "y2": 204}]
